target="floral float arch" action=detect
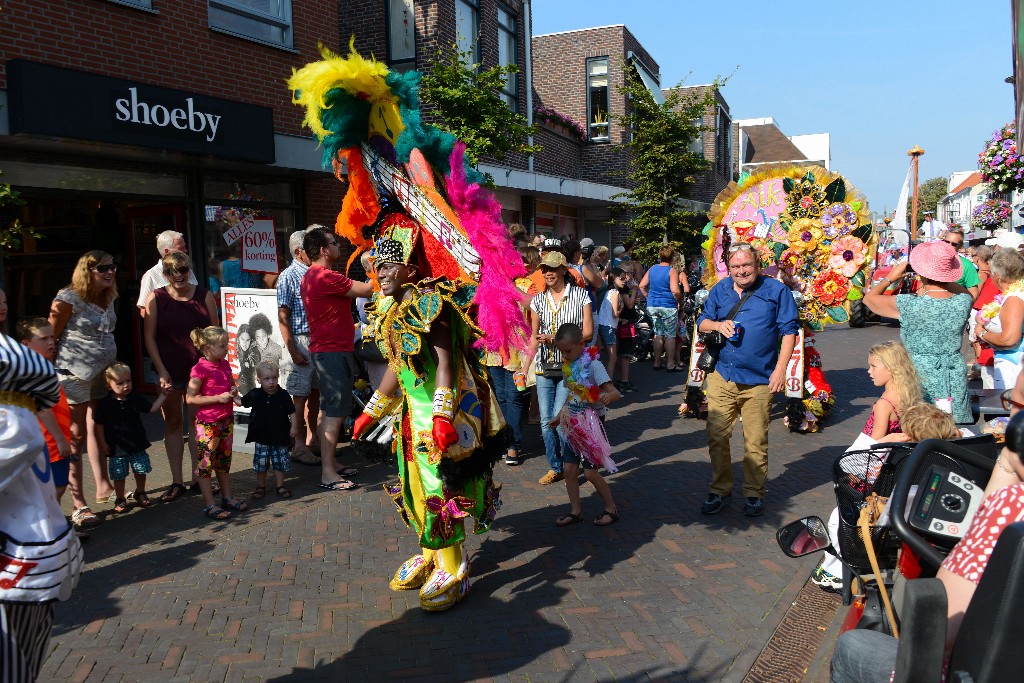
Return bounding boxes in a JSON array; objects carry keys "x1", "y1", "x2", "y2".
[{"x1": 702, "y1": 164, "x2": 877, "y2": 432}]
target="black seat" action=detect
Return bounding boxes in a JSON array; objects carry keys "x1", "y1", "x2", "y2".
[{"x1": 892, "y1": 521, "x2": 1024, "y2": 683}]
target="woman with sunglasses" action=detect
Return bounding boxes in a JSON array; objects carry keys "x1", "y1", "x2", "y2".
[
  {"x1": 143, "y1": 251, "x2": 219, "y2": 502},
  {"x1": 48, "y1": 250, "x2": 120, "y2": 516}
]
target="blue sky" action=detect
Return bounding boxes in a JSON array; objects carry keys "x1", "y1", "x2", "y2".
[{"x1": 532, "y1": 1, "x2": 1014, "y2": 215}]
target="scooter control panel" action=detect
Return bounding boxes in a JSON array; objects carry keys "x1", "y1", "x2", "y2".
[{"x1": 908, "y1": 465, "x2": 983, "y2": 540}]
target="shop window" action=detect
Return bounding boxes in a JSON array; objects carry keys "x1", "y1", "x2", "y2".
[
  {"x1": 497, "y1": 4, "x2": 518, "y2": 111},
  {"x1": 587, "y1": 57, "x2": 610, "y2": 141},
  {"x1": 204, "y1": 180, "x2": 299, "y2": 292},
  {"x1": 209, "y1": 0, "x2": 293, "y2": 49},
  {"x1": 456, "y1": 0, "x2": 479, "y2": 66},
  {"x1": 387, "y1": 0, "x2": 416, "y2": 70},
  {"x1": 717, "y1": 106, "x2": 732, "y2": 178}
]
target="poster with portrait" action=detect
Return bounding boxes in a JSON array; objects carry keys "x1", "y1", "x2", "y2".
[{"x1": 220, "y1": 287, "x2": 287, "y2": 416}]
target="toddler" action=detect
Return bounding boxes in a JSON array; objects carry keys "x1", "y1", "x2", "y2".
[
  {"x1": 186, "y1": 326, "x2": 247, "y2": 520},
  {"x1": 236, "y1": 360, "x2": 296, "y2": 499},
  {"x1": 548, "y1": 323, "x2": 622, "y2": 527},
  {"x1": 16, "y1": 318, "x2": 73, "y2": 505},
  {"x1": 93, "y1": 362, "x2": 168, "y2": 513}
]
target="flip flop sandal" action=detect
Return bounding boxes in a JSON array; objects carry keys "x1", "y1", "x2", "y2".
[
  {"x1": 221, "y1": 497, "x2": 249, "y2": 512},
  {"x1": 251, "y1": 486, "x2": 266, "y2": 500},
  {"x1": 556, "y1": 512, "x2": 584, "y2": 527},
  {"x1": 275, "y1": 486, "x2": 292, "y2": 499},
  {"x1": 133, "y1": 491, "x2": 152, "y2": 508},
  {"x1": 71, "y1": 506, "x2": 102, "y2": 528},
  {"x1": 203, "y1": 504, "x2": 231, "y2": 520},
  {"x1": 593, "y1": 511, "x2": 620, "y2": 526},
  {"x1": 319, "y1": 480, "x2": 358, "y2": 491},
  {"x1": 160, "y1": 483, "x2": 186, "y2": 502},
  {"x1": 337, "y1": 467, "x2": 359, "y2": 477},
  {"x1": 112, "y1": 498, "x2": 130, "y2": 514}
]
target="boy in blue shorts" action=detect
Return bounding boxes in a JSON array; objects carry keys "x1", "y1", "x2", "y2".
[
  {"x1": 236, "y1": 360, "x2": 296, "y2": 499},
  {"x1": 94, "y1": 363, "x2": 168, "y2": 513}
]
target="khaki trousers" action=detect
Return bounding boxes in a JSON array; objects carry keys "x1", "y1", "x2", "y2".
[{"x1": 705, "y1": 370, "x2": 771, "y2": 498}]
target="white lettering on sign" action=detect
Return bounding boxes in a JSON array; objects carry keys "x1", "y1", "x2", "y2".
[
  {"x1": 241, "y1": 219, "x2": 279, "y2": 274},
  {"x1": 114, "y1": 87, "x2": 222, "y2": 142},
  {"x1": 222, "y1": 215, "x2": 255, "y2": 245}
]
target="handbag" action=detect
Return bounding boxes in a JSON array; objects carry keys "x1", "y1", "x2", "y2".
[
  {"x1": 855, "y1": 492, "x2": 899, "y2": 638},
  {"x1": 541, "y1": 362, "x2": 564, "y2": 380},
  {"x1": 355, "y1": 337, "x2": 385, "y2": 364},
  {"x1": 616, "y1": 320, "x2": 637, "y2": 340},
  {"x1": 696, "y1": 291, "x2": 751, "y2": 373}
]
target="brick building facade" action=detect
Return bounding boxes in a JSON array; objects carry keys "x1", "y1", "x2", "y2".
[{"x1": 0, "y1": 0, "x2": 340, "y2": 386}]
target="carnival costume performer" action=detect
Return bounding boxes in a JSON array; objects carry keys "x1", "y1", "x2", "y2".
[
  {"x1": 289, "y1": 44, "x2": 529, "y2": 612},
  {"x1": 0, "y1": 334, "x2": 84, "y2": 680}
]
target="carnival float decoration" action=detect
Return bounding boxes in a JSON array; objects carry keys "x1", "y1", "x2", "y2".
[
  {"x1": 694, "y1": 164, "x2": 876, "y2": 432},
  {"x1": 288, "y1": 42, "x2": 530, "y2": 611}
]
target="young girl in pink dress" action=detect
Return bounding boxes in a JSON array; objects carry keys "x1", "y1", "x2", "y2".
[{"x1": 186, "y1": 326, "x2": 248, "y2": 520}]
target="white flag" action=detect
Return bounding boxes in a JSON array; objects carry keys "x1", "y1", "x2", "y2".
[{"x1": 888, "y1": 163, "x2": 913, "y2": 246}]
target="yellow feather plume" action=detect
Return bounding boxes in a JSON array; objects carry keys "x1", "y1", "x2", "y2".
[{"x1": 287, "y1": 38, "x2": 395, "y2": 140}]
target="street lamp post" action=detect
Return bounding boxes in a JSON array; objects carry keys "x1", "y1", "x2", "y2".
[{"x1": 909, "y1": 146, "x2": 925, "y2": 237}]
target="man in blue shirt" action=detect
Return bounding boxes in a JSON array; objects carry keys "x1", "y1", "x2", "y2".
[{"x1": 696, "y1": 243, "x2": 799, "y2": 516}]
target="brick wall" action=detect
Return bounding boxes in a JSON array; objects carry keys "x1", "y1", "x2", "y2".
[
  {"x1": 672, "y1": 85, "x2": 734, "y2": 206},
  {"x1": 531, "y1": 126, "x2": 581, "y2": 178},
  {"x1": 1, "y1": 0, "x2": 339, "y2": 137}
]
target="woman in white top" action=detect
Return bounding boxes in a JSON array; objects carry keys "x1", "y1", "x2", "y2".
[{"x1": 977, "y1": 248, "x2": 1024, "y2": 390}]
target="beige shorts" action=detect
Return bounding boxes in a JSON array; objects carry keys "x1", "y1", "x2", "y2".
[
  {"x1": 280, "y1": 333, "x2": 319, "y2": 397},
  {"x1": 59, "y1": 371, "x2": 108, "y2": 405}
]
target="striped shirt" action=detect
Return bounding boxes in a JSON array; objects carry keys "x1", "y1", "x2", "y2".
[
  {"x1": 0, "y1": 334, "x2": 60, "y2": 411},
  {"x1": 529, "y1": 281, "x2": 591, "y2": 370},
  {"x1": 276, "y1": 260, "x2": 310, "y2": 335}
]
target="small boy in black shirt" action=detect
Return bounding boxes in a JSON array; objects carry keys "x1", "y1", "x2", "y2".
[
  {"x1": 236, "y1": 360, "x2": 296, "y2": 499},
  {"x1": 94, "y1": 363, "x2": 168, "y2": 513}
]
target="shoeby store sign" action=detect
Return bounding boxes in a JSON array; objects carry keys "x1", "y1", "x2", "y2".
[
  {"x1": 223, "y1": 217, "x2": 280, "y2": 274},
  {"x1": 5, "y1": 60, "x2": 274, "y2": 163}
]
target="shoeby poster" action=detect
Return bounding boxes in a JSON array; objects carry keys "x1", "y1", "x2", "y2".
[{"x1": 221, "y1": 287, "x2": 287, "y2": 411}]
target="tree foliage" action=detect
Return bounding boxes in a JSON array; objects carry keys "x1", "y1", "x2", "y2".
[
  {"x1": 611, "y1": 68, "x2": 722, "y2": 265},
  {"x1": 420, "y1": 42, "x2": 539, "y2": 168},
  {"x1": 907, "y1": 176, "x2": 949, "y2": 227},
  {"x1": 0, "y1": 170, "x2": 36, "y2": 258}
]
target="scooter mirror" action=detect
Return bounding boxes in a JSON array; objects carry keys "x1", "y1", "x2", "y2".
[{"x1": 776, "y1": 516, "x2": 831, "y2": 558}]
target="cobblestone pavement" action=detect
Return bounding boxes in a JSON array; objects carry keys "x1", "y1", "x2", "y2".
[{"x1": 42, "y1": 322, "x2": 900, "y2": 682}]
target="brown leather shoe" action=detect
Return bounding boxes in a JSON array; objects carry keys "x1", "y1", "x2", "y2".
[{"x1": 538, "y1": 470, "x2": 564, "y2": 485}]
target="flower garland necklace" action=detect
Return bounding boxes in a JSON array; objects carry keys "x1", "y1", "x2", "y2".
[
  {"x1": 562, "y1": 346, "x2": 603, "y2": 404},
  {"x1": 981, "y1": 279, "x2": 1024, "y2": 321}
]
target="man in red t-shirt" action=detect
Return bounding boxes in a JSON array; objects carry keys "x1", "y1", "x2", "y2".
[{"x1": 300, "y1": 227, "x2": 373, "y2": 491}]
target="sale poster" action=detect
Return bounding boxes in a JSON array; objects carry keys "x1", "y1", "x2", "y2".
[{"x1": 240, "y1": 218, "x2": 279, "y2": 274}]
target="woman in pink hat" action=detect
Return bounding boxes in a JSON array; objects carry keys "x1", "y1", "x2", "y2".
[{"x1": 863, "y1": 240, "x2": 973, "y2": 423}]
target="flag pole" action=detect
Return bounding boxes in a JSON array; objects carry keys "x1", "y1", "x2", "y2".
[{"x1": 908, "y1": 146, "x2": 925, "y2": 237}]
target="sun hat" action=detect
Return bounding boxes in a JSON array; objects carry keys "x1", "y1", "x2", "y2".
[
  {"x1": 539, "y1": 251, "x2": 567, "y2": 268},
  {"x1": 985, "y1": 231, "x2": 1024, "y2": 249},
  {"x1": 909, "y1": 240, "x2": 963, "y2": 283},
  {"x1": 612, "y1": 246, "x2": 626, "y2": 256}
]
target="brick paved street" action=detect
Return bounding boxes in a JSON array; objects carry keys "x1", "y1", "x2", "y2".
[{"x1": 42, "y1": 322, "x2": 899, "y2": 682}]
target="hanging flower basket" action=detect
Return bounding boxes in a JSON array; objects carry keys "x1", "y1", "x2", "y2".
[
  {"x1": 970, "y1": 198, "x2": 1012, "y2": 229},
  {"x1": 533, "y1": 106, "x2": 587, "y2": 142},
  {"x1": 978, "y1": 123, "x2": 1024, "y2": 193}
]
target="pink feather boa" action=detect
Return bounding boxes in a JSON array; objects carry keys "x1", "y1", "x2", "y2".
[{"x1": 445, "y1": 143, "x2": 530, "y2": 355}]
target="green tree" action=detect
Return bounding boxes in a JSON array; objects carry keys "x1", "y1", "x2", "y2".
[
  {"x1": 420, "y1": 43, "x2": 539, "y2": 168},
  {"x1": 610, "y1": 70, "x2": 722, "y2": 265},
  {"x1": 907, "y1": 176, "x2": 949, "y2": 227}
]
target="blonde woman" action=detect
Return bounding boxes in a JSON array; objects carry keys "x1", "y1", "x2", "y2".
[{"x1": 49, "y1": 251, "x2": 119, "y2": 521}]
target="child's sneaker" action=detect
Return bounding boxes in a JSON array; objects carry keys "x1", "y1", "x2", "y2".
[{"x1": 811, "y1": 567, "x2": 842, "y2": 593}]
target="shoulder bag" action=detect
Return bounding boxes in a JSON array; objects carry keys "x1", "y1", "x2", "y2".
[{"x1": 696, "y1": 291, "x2": 751, "y2": 373}]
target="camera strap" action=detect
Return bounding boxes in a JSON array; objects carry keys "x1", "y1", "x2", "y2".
[{"x1": 723, "y1": 290, "x2": 752, "y2": 323}]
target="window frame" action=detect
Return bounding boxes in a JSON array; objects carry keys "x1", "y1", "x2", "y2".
[
  {"x1": 586, "y1": 56, "x2": 611, "y2": 142},
  {"x1": 455, "y1": 0, "x2": 480, "y2": 67},
  {"x1": 386, "y1": 0, "x2": 417, "y2": 70},
  {"x1": 496, "y1": 3, "x2": 519, "y2": 111},
  {"x1": 208, "y1": 0, "x2": 294, "y2": 50},
  {"x1": 107, "y1": 0, "x2": 156, "y2": 11}
]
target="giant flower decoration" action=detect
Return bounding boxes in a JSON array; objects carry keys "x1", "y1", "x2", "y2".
[
  {"x1": 828, "y1": 236, "x2": 868, "y2": 278},
  {"x1": 787, "y1": 218, "x2": 824, "y2": 253},
  {"x1": 810, "y1": 269, "x2": 849, "y2": 306},
  {"x1": 780, "y1": 248, "x2": 804, "y2": 273},
  {"x1": 786, "y1": 177, "x2": 828, "y2": 219},
  {"x1": 820, "y1": 203, "x2": 857, "y2": 239}
]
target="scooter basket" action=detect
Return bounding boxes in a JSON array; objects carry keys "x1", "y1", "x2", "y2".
[{"x1": 833, "y1": 446, "x2": 910, "y2": 571}]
